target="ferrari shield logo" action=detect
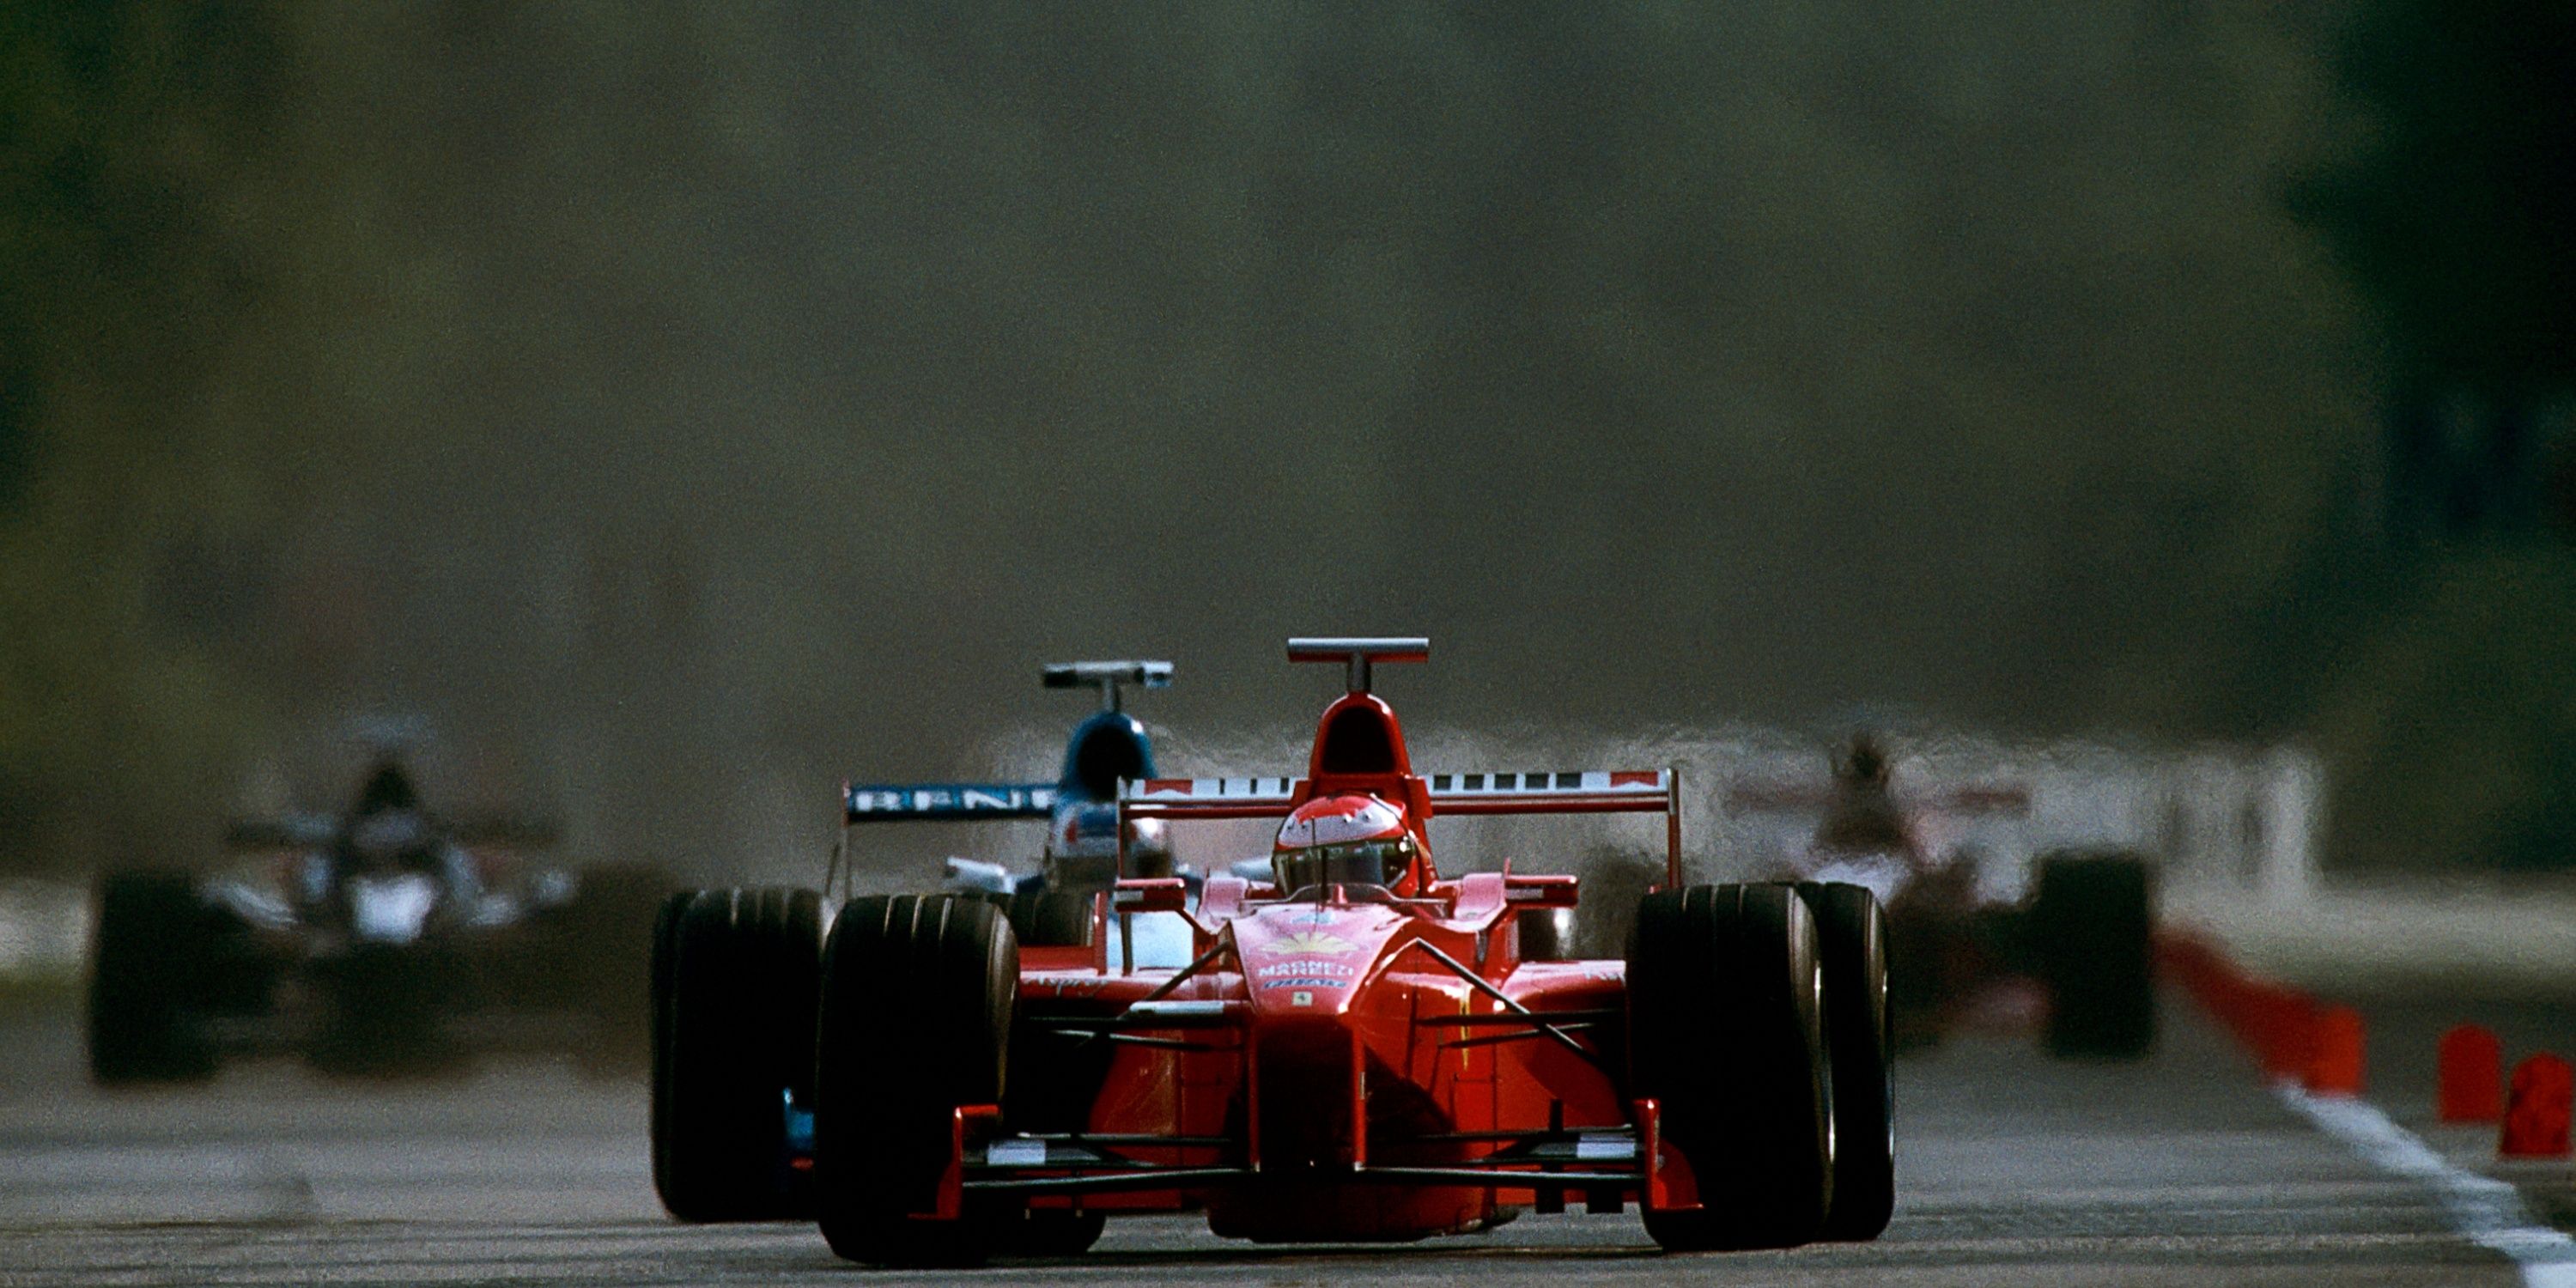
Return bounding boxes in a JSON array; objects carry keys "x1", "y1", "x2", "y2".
[
  {"x1": 1271, "y1": 932, "x2": 1356, "y2": 956},
  {"x1": 1291, "y1": 990, "x2": 1314, "y2": 1006}
]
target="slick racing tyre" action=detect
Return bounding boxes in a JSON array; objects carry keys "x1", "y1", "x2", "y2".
[
  {"x1": 562, "y1": 862, "x2": 674, "y2": 1075},
  {"x1": 1627, "y1": 883, "x2": 1832, "y2": 1251},
  {"x1": 815, "y1": 895, "x2": 1016, "y2": 1267},
  {"x1": 2030, "y1": 851, "x2": 2156, "y2": 1061},
  {"x1": 88, "y1": 872, "x2": 219, "y2": 1085},
  {"x1": 652, "y1": 887, "x2": 825, "y2": 1223},
  {"x1": 1799, "y1": 881, "x2": 1895, "y2": 1241},
  {"x1": 1001, "y1": 887, "x2": 1093, "y2": 950}
]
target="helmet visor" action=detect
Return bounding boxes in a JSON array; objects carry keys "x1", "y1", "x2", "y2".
[{"x1": 1273, "y1": 836, "x2": 1413, "y2": 893}]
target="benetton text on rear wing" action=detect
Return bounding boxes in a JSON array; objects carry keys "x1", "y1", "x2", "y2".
[
  {"x1": 1121, "y1": 768, "x2": 1686, "y2": 887},
  {"x1": 843, "y1": 782, "x2": 1059, "y2": 823}
]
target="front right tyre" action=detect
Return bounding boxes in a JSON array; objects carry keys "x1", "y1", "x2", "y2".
[
  {"x1": 1627, "y1": 882, "x2": 1833, "y2": 1251},
  {"x1": 1800, "y1": 880, "x2": 1894, "y2": 1241}
]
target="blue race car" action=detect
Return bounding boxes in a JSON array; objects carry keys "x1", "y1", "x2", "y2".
[{"x1": 649, "y1": 660, "x2": 1183, "y2": 1225}]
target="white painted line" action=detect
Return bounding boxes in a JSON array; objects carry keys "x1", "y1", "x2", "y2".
[{"x1": 2281, "y1": 1084, "x2": 2576, "y2": 1288}]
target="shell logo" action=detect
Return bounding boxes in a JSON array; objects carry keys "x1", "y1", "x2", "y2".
[{"x1": 1267, "y1": 931, "x2": 1357, "y2": 957}]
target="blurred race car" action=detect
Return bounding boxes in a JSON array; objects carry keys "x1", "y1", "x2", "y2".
[
  {"x1": 85, "y1": 758, "x2": 669, "y2": 1084},
  {"x1": 660, "y1": 637, "x2": 1894, "y2": 1263},
  {"x1": 649, "y1": 659, "x2": 1189, "y2": 1224},
  {"x1": 1730, "y1": 732, "x2": 2157, "y2": 1059}
]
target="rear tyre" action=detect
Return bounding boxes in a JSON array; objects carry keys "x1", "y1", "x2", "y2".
[
  {"x1": 1628, "y1": 882, "x2": 1832, "y2": 1251},
  {"x1": 2030, "y1": 852, "x2": 2156, "y2": 1061},
  {"x1": 815, "y1": 895, "x2": 1016, "y2": 1267},
  {"x1": 652, "y1": 887, "x2": 825, "y2": 1222},
  {"x1": 1003, "y1": 887, "x2": 1095, "y2": 949},
  {"x1": 88, "y1": 872, "x2": 219, "y2": 1085},
  {"x1": 1799, "y1": 881, "x2": 1894, "y2": 1241}
]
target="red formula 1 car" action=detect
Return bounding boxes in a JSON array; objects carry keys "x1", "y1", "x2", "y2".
[{"x1": 803, "y1": 639, "x2": 1893, "y2": 1264}]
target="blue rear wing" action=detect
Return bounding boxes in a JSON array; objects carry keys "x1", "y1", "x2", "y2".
[{"x1": 843, "y1": 782, "x2": 1059, "y2": 823}]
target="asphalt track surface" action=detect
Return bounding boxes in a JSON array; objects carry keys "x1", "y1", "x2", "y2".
[{"x1": 4, "y1": 995, "x2": 2574, "y2": 1287}]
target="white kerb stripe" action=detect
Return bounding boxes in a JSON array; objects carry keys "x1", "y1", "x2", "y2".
[{"x1": 2280, "y1": 1084, "x2": 2576, "y2": 1286}]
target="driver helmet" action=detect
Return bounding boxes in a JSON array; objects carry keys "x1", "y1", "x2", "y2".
[
  {"x1": 1272, "y1": 794, "x2": 1415, "y2": 892},
  {"x1": 1837, "y1": 733, "x2": 1889, "y2": 787}
]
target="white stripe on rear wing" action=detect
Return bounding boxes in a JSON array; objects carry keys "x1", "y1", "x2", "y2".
[
  {"x1": 1121, "y1": 777, "x2": 1300, "y2": 819},
  {"x1": 1119, "y1": 770, "x2": 1672, "y2": 817},
  {"x1": 1121, "y1": 767, "x2": 1685, "y2": 889},
  {"x1": 1425, "y1": 769, "x2": 1670, "y2": 814}
]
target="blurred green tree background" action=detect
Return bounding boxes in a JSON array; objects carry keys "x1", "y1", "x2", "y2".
[
  {"x1": 0, "y1": 2, "x2": 287, "y2": 866},
  {"x1": 0, "y1": 1, "x2": 2566, "y2": 874},
  {"x1": 2269, "y1": 0, "x2": 2576, "y2": 869}
]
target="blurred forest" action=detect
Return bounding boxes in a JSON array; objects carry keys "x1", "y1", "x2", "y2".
[{"x1": 0, "y1": 1, "x2": 2567, "y2": 875}]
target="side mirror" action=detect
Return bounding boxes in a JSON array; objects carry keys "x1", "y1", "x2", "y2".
[{"x1": 1111, "y1": 877, "x2": 1188, "y2": 915}]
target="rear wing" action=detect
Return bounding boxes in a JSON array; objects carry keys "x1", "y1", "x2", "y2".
[
  {"x1": 844, "y1": 783, "x2": 1059, "y2": 823},
  {"x1": 1042, "y1": 659, "x2": 1171, "y2": 712},
  {"x1": 1121, "y1": 768, "x2": 1685, "y2": 887},
  {"x1": 1287, "y1": 636, "x2": 1425, "y2": 693}
]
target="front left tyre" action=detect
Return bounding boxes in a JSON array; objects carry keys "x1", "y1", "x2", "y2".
[{"x1": 814, "y1": 894, "x2": 1017, "y2": 1267}]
